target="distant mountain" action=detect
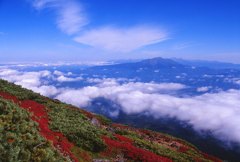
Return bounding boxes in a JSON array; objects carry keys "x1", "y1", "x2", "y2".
[
  {"x1": 110, "y1": 57, "x2": 240, "y2": 70},
  {"x1": 173, "y1": 58, "x2": 240, "y2": 70},
  {"x1": 139, "y1": 57, "x2": 184, "y2": 68},
  {"x1": 0, "y1": 79, "x2": 221, "y2": 162},
  {"x1": 82, "y1": 57, "x2": 240, "y2": 93},
  {"x1": 110, "y1": 57, "x2": 185, "y2": 69}
]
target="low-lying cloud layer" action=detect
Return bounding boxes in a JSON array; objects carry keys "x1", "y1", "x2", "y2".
[
  {"x1": 1, "y1": 67, "x2": 240, "y2": 144},
  {"x1": 56, "y1": 79, "x2": 240, "y2": 143},
  {"x1": 56, "y1": 80, "x2": 186, "y2": 109}
]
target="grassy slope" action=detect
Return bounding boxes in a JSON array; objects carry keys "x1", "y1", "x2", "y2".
[
  {"x1": 0, "y1": 98, "x2": 67, "y2": 162},
  {"x1": 0, "y1": 79, "x2": 222, "y2": 162}
]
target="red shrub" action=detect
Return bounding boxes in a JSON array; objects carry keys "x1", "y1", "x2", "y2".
[
  {"x1": 139, "y1": 129, "x2": 152, "y2": 135},
  {"x1": 102, "y1": 135, "x2": 172, "y2": 162},
  {"x1": 112, "y1": 123, "x2": 129, "y2": 129},
  {"x1": 19, "y1": 100, "x2": 78, "y2": 162},
  {"x1": 0, "y1": 92, "x2": 19, "y2": 104},
  {"x1": 115, "y1": 134, "x2": 133, "y2": 144},
  {"x1": 80, "y1": 109, "x2": 95, "y2": 119},
  {"x1": 178, "y1": 146, "x2": 189, "y2": 153}
]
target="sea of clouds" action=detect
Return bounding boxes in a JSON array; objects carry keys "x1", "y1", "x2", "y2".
[{"x1": 1, "y1": 67, "x2": 240, "y2": 145}]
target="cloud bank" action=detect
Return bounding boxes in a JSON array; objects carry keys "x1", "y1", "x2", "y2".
[
  {"x1": 56, "y1": 80, "x2": 240, "y2": 144},
  {"x1": 1, "y1": 68, "x2": 240, "y2": 144},
  {"x1": 0, "y1": 68, "x2": 58, "y2": 96},
  {"x1": 56, "y1": 79, "x2": 186, "y2": 108}
]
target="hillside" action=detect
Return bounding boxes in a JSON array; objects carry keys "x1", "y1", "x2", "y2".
[{"x1": 0, "y1": 79, "x2": 222, "y2": 162}]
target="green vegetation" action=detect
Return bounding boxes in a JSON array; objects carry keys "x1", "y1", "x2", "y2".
[
  {"x1": 95, "y1": 114, "x2": 112, "y2": 125},
  {"x1": 0, "y1": 79, "x2": 42, "y2": 101},
  {"x1": 45, "y1": 101, "x2": 107, "y2": 152},
  {"x1": 0, "y1": 98, "x2": 66, "y2": 162}
]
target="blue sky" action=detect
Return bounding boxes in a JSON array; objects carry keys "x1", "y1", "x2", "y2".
[{"x1": 0, "y1": 0, "x2": 240, "y2": 62}]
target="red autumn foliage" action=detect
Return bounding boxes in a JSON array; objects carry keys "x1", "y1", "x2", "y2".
[
  {"x1": 20, "y1": 100, "x2": 78, "y2": 162},
  {"x1": 115, "y1": 134, "x2": 133, "y2": 144},
  {"x1": 80, "y1": 109, "x2": 95, "y2": 119},
  {"x1": 73, "y1": 147, "x2": 92, "y2": 162},
  {"x1": 0, "y1": 92, "x2": 78, "y2": 162},
  {"x1": 111, "y1": 123, "x2": 129, "y2": 129},
  {"x1": 174, "y1": 139, "x2": 196, "y2": 149},
  {"x1": 0, "y1": 92, "x2": 19, "y2": 104},
  {"x1": 139, "y1": 129, "x2": 152, "y2": 135},
  {"x1": 102, "y1": 135, "x2": 172, "y2": 162},
  {"x1": 178, "y1": 146, "x2": 189, "y2": 153}
]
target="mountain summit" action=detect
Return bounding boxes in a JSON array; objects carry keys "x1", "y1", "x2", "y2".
[{"x1": 139, "y1": 57, "x2": 184, "y2": 68}]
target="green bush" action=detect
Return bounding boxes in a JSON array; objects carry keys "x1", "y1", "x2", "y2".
[
  {"x1": 45, "y1": 101, "x2": 106, "y2": 152},
  {"x1": 0, "y1": 98, "x2": 66, "y2": 162}
]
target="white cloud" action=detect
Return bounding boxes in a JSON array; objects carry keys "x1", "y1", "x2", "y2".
[
  {"x1": 53, "y1": 70, "x2": 64, "y2": 76},
  {"x1": 224, "y1": 77, "x2": 240, "y2": 85},
  {"x1": 0, "y1": 69, "x2": 51, "y2": 89},
  {"x1": 197, "y1": 86, "x2": 211, "y2": 92},
  {"x1": 56, "y1": 78, "x2": 240, "y2": 144},
  {"x1": 56, "y1": 1, "x2": 88, "y2": 34},
  {"x1": 232, "y1": 78, "x2": 240, "y2": 85},
  {"x1": 56, "y1": 79, "x2": 186, "y2": 108},
  {"x1": 235, "y1": 80, "x2": 240, "y2": 85},
  {"x1": 74, "y1": 26, "x2": 168, "y2": 52},
  {"x1": 33, "y1": 0, "x2": 88, "y2": 35},
  {"x1": 86, "y1": 77, "x2": 135, "y2": 84},
  {"x1": 33, "y1": 0, "x2": 58, "y2": 9},
  {"x1": 56, "y1": 75, "x2": 83, "y2": 82},
  {"x1": 31, "y1": 85, "x2": 59, "y2": 96},
  {"x1": 56, "y1": 79, "x2": 186, "y2": 107},
  {"x1": 0, "y1": 68, "x2": 58, "y2": 96},
  {"x1": 56, "y1": 86, "x2": 100, "y2": 106},
  {"x1": 0, "y1": 68, "x2": 84, "y2": 96}
]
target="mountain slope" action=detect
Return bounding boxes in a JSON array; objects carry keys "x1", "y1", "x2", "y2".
[
  {"x1": 173, "y1": 58, "x2": 240, "y2": 70},
  {"x1": 0, "y1": 79, "x2": 221, "y2": 162}
]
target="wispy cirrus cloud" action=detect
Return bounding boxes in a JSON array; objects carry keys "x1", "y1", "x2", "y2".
[
  {"x1": 74, "y1": 26, "x2": 168, "y2": 52},
  {"x1": 31, "y1": 1, "x2": 168, "y2": 52},
  {"x1": 32, "y1": 0, "x2": 88, "y2": 35}
]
